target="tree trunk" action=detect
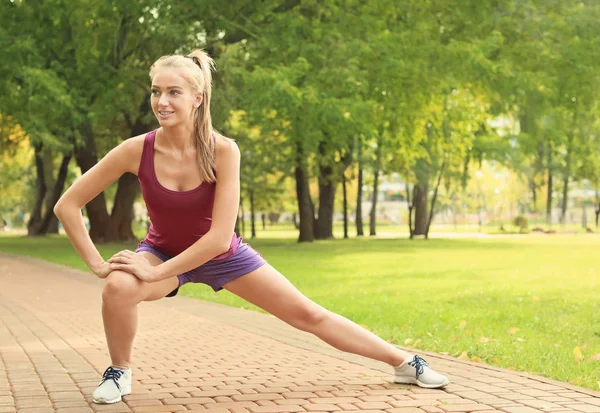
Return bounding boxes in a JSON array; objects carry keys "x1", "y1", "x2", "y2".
[
  {"x1": 530, "y1": 178, "x2": 537, "y2": 212},
  {"x1": 355, "y1": 143, "x2": 364, "y2": 236},
  {"x1": 424, "y1": 159, "x2": 446, "y2": 239},
  {"x1": 369, "y1": 166, "x2": 379, "y2": 236},
  {"x1": 292, "y1": 213, "x2": 299, "y2": 229},
  {"x1": 413, "y1": 182, "x2": 429, "y2": 236},
  {"x1": 38, "y1": 153, "x2": 72, "y2": 234},
  {"x1": 560, "y1": 132, "x2": 573, "y2": 225},
  {"x1": 342, "y1": 171, "x2": 348, "y2": 239},
  {"x1": 369, "y1": 143, "x2": 382, "y2": 236},
  {"x1": 105, "y1": 173, "x2": 139, "y2": 242},
  {"x1": 315, "y1": 161, "x2": 336, "y2": 240},
  {"x1": 546, "y1": 156, "x2": 553, "y2": 226},
  {"x1": 42, "y1": 150, "x2": 59, "y2": 233},
  {"x1": 27, "y1": 143, "x2": 46, "y2": 236},
  {"x1": 294, "y1": 145, "x2": 314, "y2": 242},
  {"x1": 406, "y1": 182, "x2": 414, "y2": 239},
  {"x1": 560, "y1": 175, "x2": 569, "y2": 225},
  {"x1": 595, "y1": 204, "x2": 600, "y2": 228},
  {"x1": 74, "y1": 122, "x2": 110, "y2": 242},
  {"x1": 240, "y1": 197, "x2": 246, "y2": 238},
  {"x1": 250, "y1": 189, "x2": 256, "y2": 239},
  {"x1": 261, "y1": 213, "x2": 266, "y2": 231}
]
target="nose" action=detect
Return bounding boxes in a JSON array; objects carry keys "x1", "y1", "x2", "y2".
[{"x1": 158, "y1": 92, "x2": 169, "y2": 107}]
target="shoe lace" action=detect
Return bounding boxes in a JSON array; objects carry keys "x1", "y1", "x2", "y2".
[
  {"x1": 408, "y1": 355, "x2": 429, "y2": 379},
  {"x1": 99, "y1": 366, "x2": 124, "y2": 391}
]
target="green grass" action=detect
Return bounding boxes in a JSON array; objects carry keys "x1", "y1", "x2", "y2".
[{"x1": 1, "y1": 232, "x2": 599, "y2": 391}]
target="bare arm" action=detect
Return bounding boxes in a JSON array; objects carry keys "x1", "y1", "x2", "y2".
[
  {"x1": 54, "y1": 138, "x2": 141, "y2": 276},
  {"x1": 152, "y1": 138, "x2": 241, "y2": 281}
]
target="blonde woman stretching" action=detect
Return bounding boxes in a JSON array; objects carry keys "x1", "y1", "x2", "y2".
[{"x1": 54, "y1": 50, "x2": 449, "y2": 404}]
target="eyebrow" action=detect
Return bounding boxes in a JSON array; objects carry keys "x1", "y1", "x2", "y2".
[{"x1": 151, "y1": 85, "x2": 184, "y2": 90}]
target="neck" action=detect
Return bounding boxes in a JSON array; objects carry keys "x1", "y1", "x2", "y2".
[{"x1": 157, "y1": 124, "x2": 195, "y2": 151}]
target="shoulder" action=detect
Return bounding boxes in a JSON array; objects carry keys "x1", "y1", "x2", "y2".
[
  {"x1": 120, "y1": 133, "x2": 147, "y2": 154},
  {"x1": 104, "y1": 132, "x2": 150, "y2": 175},
  {"x1": 215, "y1": 133, "x2": 240, "y2": 163}
]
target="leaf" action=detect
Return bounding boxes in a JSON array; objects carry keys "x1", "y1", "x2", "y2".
[
  {"x1": 573, "y1": 346, "x2": 584, "y2": 362},
  {"x1": 404, "y1": 338, "x2": 413, "y2": 345},
  {"x1": 471, "y1": 356, "x2": 483, "y2": 363},
  {"x1": 458, "y1": 351, "x2": 470, "y2": 361},
  {"x1": 588, "y1": 354, "x2": 600, "y2": 362},
  {"x1": 479, "y1": 337, "x2": 491, "y2": 343},
  {"x1": 465, "y1": 330, "x2": 472, "y2": 337},
  {"x1": 532, "y1": 296, "x2": 540, "y2": 302},
  {"x1": 414, "y1": 339, "x2": 422, "y2": 346},
  {"x1": 459, "y1": 320, "x2": 467, "y2": 329},
  {"x1": 509, "y1": 327, "x2": 520, "y2": 335}
]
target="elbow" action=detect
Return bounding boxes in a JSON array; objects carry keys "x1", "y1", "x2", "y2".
[
  {"x1": 53, "y1": 199, "x2": 77, "y2": 220},
  {"x1": 53, "y1": 201, "x2": 64, "y2": 219},
  {"x1": 219, "y1": 239, "x2": 232, "y2": 255},
  {"x1": 213, "y1": 233, "x2": 232, "y2": 255}
]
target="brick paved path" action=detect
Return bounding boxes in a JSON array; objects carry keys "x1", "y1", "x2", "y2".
[{"x1": 1, "y1": 254, "x2": 599, "y2": 413}]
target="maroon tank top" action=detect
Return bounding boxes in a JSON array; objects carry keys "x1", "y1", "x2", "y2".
[{"x1": 137, "y1": 129, "x2": 238, "y2": 259}]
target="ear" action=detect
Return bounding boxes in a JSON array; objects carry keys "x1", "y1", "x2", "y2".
[{"x1": 194, "y1": 93, "x2": 203, "y2": 108}]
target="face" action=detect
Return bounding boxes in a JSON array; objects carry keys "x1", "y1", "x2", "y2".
[{"x1": 150, "y1": 68, "x2": 202, "y2": 127}]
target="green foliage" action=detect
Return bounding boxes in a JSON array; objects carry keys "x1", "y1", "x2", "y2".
[
  {"x1": 0, "y1": 134, "x2": 34, "y2": 219},
  {"x1": 2, "y1": 0, "x2": 600, "y2": 234}
]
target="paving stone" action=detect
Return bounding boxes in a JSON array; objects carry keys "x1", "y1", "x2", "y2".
[{"x1": 1, "y1": 254, "x2": 600, "y2": 413}]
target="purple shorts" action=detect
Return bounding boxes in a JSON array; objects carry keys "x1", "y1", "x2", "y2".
[{"x1": 135, "y1": 238, "x2": 267, "y2": 297}]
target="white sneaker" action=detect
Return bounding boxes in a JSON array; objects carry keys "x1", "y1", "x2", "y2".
[
  {"x1": 92, "y1": 366, "x2": 132, "y2": 404},
  {"x1": 394, "y1": 355, "x2": 449, "y2": 388}
]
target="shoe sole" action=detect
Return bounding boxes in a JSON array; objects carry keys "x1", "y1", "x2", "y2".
[
  {"x1": 394, "y1": 377, "x2": 449, "y2": 389},
  {"x1": 92, "y1": 386, "x2": 131, "y2": 404}
]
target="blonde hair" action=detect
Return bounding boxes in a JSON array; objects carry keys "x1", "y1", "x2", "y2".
[{"x1": 149, "y1": 49, "x2": 217, "y2": 183}]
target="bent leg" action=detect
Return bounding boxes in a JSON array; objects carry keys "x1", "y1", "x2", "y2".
[
  {"x1": 102, "y1": 251, "x2": 179, "y2": 368},
  {"x1": 223, "y1": 264, "x2": 409, "y2": 366}
]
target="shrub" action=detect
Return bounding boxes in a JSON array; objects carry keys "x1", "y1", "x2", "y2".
[{"x1": 513, "y1": 216, "x2": 528, "y2": 233}]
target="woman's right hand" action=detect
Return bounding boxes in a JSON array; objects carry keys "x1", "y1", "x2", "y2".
[{"x1": 91, "y1": 261, "x2": 112, "y2": 278}]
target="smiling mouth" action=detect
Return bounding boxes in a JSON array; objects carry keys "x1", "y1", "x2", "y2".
[{"x1": 158, "y1": 111, "x2": 174, "y2": 116}]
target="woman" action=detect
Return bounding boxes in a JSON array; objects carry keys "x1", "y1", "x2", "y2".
[{"x1": 54, "y1": 50, "x2": 449, "y2": 405}]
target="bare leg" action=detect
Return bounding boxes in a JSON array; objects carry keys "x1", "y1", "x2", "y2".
[
  {"x1": 101, "y1": 252, "x2": 179, "y2": 368},
  {"x1": 223, "y1": 264, "x2": 409, "y2": 366}
]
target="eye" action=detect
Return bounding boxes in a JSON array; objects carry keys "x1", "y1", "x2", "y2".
[
  {"x1": 170, "y1": 90, "x2": 181, "y2": 96},
  {"x1": 150, "y1": 89, "x2": 160, "y2": 96}
]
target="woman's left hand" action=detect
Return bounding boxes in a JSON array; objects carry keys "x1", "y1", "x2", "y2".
[{"x1": 108, "y1": 250, "x2": 157, "y2": 283}]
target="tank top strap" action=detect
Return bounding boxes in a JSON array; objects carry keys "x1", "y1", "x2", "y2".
[
  {"x1": 138, "y1": 129, "x2": 157, "y2": 177},
  {"x1": 212, "y1": 132, "x2": 217, "y2": 177}
]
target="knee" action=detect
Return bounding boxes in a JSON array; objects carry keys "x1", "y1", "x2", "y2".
[
  {"x1": 102, "y1": 271, "x2": 141, "y2": 304},
  {"x1": 288, "y1": 304, "x2": 329, "y2": 332}
]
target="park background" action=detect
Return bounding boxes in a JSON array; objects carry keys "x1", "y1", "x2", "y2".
[{"x1": 1, "y1": 0, "x2": 599, "y2": 392}]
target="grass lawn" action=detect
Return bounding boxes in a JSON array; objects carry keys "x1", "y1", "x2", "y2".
[{"x1": 1, "y1": 232, "x2": 599, "y2": 391}]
